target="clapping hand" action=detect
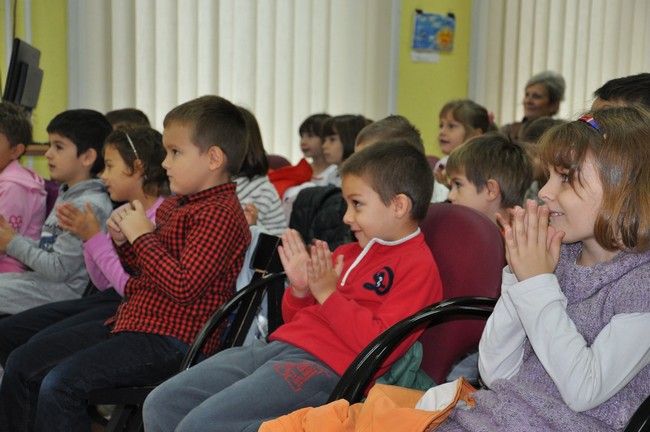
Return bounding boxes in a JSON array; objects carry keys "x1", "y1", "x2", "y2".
[
  {"x1": 496, "y1": 200, "x2": 564, "y2": 281},
  {"x1": 0, "y1": 215, "x2": 16, "y2": 253},
  {"x1": 306, "y1": 240, "x2": 343, "y2": 304},
  {"x1": 278, "y1": 229, "x2": 310, "y2": 297},
  {"x1": 111, "y1": 200, "x2": 154, "y2": 244},
  {"x1": 57, "y1": 203, "x2": 101, "y2": 241}
]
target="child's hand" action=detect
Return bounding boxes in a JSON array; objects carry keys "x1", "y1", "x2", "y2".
[
  {"x1": 114, "y1": 200, "x2": 154, "y2": 244},
  {"x1": 496, "y1": 200, "x2": 564, "y2": 281},
  {"x1": 307, "y1": 240, "x2": 343, "y2": 304},
  {"x1": 434, "y1": 165, "x2": 450, "y2": 188},
  {"x1": 244, "y1": 202, "x2": 258, "y2": 225},
  {"x1": 278, "y1": 229, "x2": 310, "y2": 297},
  {"x1": 107, "y1": 212, "x2": 127, "y2": 246},
  {"x1": 57, "y1": 203, "x2": 102, "y2": 241},
  {"x1": 0, "y1": 215, "x2": 16, "y2": 253}
]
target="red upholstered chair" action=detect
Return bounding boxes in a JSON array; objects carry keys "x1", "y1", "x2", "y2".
[
  {"x1": 267, "y1": 154, "x2": 291, "y2": 170},
  {"x1": 426, "y1": 155, "x2": 440, "y2": 171},
  {"x1": 328, "y1": 203, "x2": 505, "y2": 403}
]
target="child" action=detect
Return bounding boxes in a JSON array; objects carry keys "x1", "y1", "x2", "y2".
[
  {"x1": 0, "y1": 109, "x2": 114, "y2": 315},
  {"x1": 321, "y1": 114, "x2": 372, "y2": 181},
  {"x1": 235, "y1": 107, "x2": 287, "y2": 236},
  {"x1": 105, "y1": 107, "x2": 151, "y2": 129},
  {"x1": 142, "y1": 141, "x2": 444, "y2": 432},
  {"x1": 445, "y1": 132, "x2": 533, "y2": 224},
  {"x1": 260, "y1": 108, "x2": 650, "y2": 432},
  {"x1": 435, "y1": 100, "x2": 490, "y2": 194},
  {"x1": 300, "y1": 113, "x2": 333, "y2": 181},
  {"x1": 0, "y1": 127, "x2": 169, "y2": 366},
  {"x1": 0, "y1": 101, "x2": 47, "y2": 273},
  {"x1": 269, "y1": 114, "x2": 332, "y2": 207},
  {"x1": 591, "y1": 72, "x2": 650, "y2": 110},
  {"x1": 436, "y1": 107, "x2": 650, "y2": 431},
  {"x1": 286, "y1": 114, "x2": 372, "y2": 245},
  {"x1": 0, "y1": 95, "x2": 251, "y2": 432},
  {"x1": 354, "y1": 114, "x2": 425, "y2": 153},
  {"x1": 354, "y1": 114, "x2": 448, "y2": 203},
  {"x1": 519, "y1": 116, "x2": 567, "y2": 204},
  {"x1": 442, "y1": 133, "x2": 531, "y2": 383}
]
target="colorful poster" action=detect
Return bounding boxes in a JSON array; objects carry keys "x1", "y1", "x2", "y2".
[{"x1": 412, "y1": 11, "x2": 455, "y2": 52}]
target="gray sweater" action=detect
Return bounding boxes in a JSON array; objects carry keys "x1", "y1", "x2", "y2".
[
  {"x1": 1, "y1": 179, "x2": 113, "y2": 314},
  {"x1": 440, "y1": 243, "x2": 650, "y2": 432}
]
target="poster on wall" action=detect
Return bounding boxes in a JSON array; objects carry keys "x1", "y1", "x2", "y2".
[{"x1": 411, "y1": 11, "x2": 455, "y2": 63}]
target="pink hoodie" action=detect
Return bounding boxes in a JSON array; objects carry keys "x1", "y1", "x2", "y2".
[{"x1": 0, "y1": 160, "x2": 47, "y2": 273}]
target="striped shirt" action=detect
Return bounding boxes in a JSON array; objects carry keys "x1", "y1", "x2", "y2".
[{"x1": 235, "y1": 175, "x2": 288, "y2": 236}]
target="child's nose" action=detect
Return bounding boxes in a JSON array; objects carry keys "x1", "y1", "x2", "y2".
[
  {"x1": 538, "y1": 182, "x2": 553, "y2": 202},
  {"x1": 342, "y1": 208, "x2": 353, "y2": 225}
]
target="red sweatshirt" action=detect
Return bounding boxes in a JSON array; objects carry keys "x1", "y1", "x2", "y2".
[{"x1": 270, "y1": 230, "x2": 442, "y2": 376}]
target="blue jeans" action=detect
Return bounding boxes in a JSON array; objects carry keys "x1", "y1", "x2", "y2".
[
  {"x1": 0, "y1": 320, "x2": 186, "y2": 432},
  {"x1": 0, "y1": 289, "x2": 121, "y2": 366},
  {"x1": 144, "y1": 341, "x2": 340, "y2": 432}
]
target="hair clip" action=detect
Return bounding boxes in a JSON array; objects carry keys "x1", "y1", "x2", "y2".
[
  {"x1": 578, "y1": 114, "x2": 605, "y2": 138},
  {"x1": 125, "y1": 132, "x2": 140, "y2": 159}
]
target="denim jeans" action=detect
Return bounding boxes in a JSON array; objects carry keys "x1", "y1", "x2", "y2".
[
  {"x1": 0, "y1": 320, "x2": 186, "y2": 432},
  {"x1": 0, "y1": 289, "x2": 121, "y2": 366}
]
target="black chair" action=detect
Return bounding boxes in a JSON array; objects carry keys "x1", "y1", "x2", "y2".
[
  {"x1": 327, "y1": 299, "x2": 495, "y2": 404},
  {"x1": 624, "y1": 393, "x2": 650, "y2": 432},
  {"x1": 87, "y1": 233, "x2": 286, "y2": 432}
]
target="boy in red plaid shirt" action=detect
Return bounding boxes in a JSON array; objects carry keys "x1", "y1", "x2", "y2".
[{"x1": 0, "y1": 96, "x2": 252, "y2": 432}]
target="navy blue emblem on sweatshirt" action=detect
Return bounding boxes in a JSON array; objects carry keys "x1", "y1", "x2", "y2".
[{"x1": 363, "y1": 266, "x2": 394, "y2": 295}]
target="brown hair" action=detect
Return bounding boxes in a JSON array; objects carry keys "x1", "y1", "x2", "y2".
[
  {"x1": 446, "y1": 132, "x2": 533, "y2": 208},
  {"x1": 163, "y1": 95, "x2": 247, "y2": 176},
  {"x1": 538, "y1": 107, "x2": 650, "y2": 252},
  {"x1": 339, "y1": 141, "x2": 433, "y2": 221},
  {"x1": 439, "y1": 99, "x2": 490, "y2": 138},
  {"x1": 104, "y1": 127, "x2": 170, "y2": 197},
  {"x1": 355, "y1": 115, "x2": 425, "y2": 153}
]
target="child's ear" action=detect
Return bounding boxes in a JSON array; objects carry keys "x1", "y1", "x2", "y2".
[
  {"x1": 485, "y1": 179, "x2": 501, "y2": 202},
  {"x1": 207, "y1": 146, "x2": 226, "y2": 170},
  {"x1": 80, "y1": 148, "x2": 98, "y2": 169},
  {"x1": 133, "y1": 159, "x2": 145, "y2": 177},
  {"x1": 392, "y1": 193, "x2": 412, "y2": 219},
  {"x1": 9, "y1": 143, "x2": 26, "y2": 160}
]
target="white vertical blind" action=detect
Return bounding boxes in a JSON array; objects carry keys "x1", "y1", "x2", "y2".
[
  {"x1": 67, "y1": 0, "x2": 394, "y2": 162},
  {"x1": 470, "y1": 0, "x2": 650, "y2": 126}
]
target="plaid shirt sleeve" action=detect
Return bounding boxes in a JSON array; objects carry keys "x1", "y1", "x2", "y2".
[
  {"x1": 116, "y1": 199, "x2": 169, "y2": 275},
  {"x1": 116, "y1": 240, "x2": 138, "y2": 274},
  {"x1": 130, "y1": 199, "x2": 245, "y2": 304}
]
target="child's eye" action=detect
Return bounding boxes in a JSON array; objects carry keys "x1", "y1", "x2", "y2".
[
  {"x1": 352, "y1": 200, "x2": 361, "y2": 208},
  {"x1": 561, "y1": 174, "x2": 570, "y2": 183}
]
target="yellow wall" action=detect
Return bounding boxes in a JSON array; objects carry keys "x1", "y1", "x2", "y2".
[
  {"x1": 4, "y1": 0, "x2": 471, "y2": 167},
  {"x1": 398, "y1": 0, "x2": 472, "y2": 156},
  {"x1": 1, "y1": 0, "x2": 67, "y2": 178}
]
